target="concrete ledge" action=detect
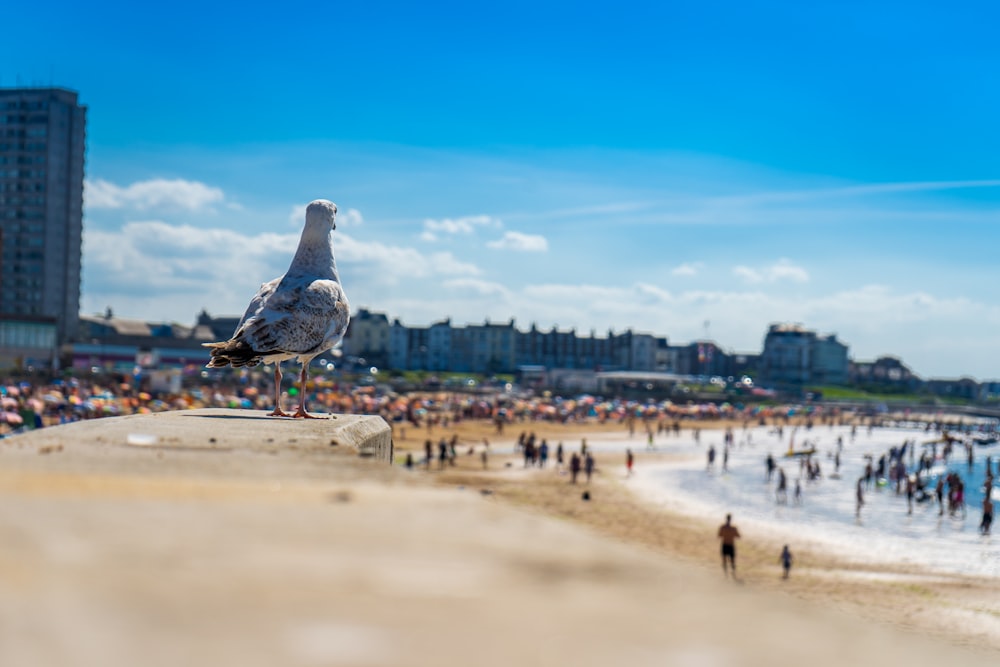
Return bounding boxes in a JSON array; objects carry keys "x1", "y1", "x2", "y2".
[{"x1": 3, "y1": 408, "x2": 393, "y2": 465}]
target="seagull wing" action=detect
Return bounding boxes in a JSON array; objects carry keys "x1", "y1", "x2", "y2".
[
  {"x1": 202, "y1": 278, "x2": 281, "y2": 367},
  {"x1": 236, "y1": 277, "x2": 349, "y2": 358}
]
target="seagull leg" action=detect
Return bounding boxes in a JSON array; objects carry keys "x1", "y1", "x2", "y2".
[
  {"x1": 269, "y1": 363, "x2": 291, "y2": 417},
  {"x1": 293, "y1": 362, "x2": 324, "y2": 419}
]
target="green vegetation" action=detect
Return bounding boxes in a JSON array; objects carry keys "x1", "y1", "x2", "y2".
[
  {"x1": 806, "y1": 386, "x2": 901, "y2": 400},
  {"x1": 384, "y1": 370, "x2": 514, "y2": 387},
  {"x1": 676, "y1": 382, "x2": 725, "y2": 394},
  {"x1": 806, "y1": 385, "x2": 970, "y2": 406}
]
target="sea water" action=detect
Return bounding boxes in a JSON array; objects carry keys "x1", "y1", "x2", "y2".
[{"x1": 584, "y1": 423, "x2": 1000, "y2": 578}]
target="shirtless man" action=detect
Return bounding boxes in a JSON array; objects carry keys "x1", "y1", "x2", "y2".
[{"x1": 718, "y1": 513, "x2": 741, "y2": 578}]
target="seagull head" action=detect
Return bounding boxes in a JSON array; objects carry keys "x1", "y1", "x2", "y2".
[{"x1": 305, "y1": 199, "x2": 339, "y2": 230}]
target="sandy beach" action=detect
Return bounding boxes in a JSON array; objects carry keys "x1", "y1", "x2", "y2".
[{"x1": 392, "y1": 415, "x2": 1000, "y2": 652}]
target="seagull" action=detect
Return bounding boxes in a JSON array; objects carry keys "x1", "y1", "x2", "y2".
[{"x1": 203, "y1": 199, "x2": 350, "y2": 418}]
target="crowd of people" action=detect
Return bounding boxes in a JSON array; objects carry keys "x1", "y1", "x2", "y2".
[
  {"x1": 754, "y1": 423, "x2": 999, "y2": 535},
  {"x1": 0, "y1": 371, "x2": 872, "y2": 438}
]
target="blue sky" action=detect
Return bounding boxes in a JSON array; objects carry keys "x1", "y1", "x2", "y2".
[{"x1": 4, "y1": 1, "x2": 999, "y2": 379}]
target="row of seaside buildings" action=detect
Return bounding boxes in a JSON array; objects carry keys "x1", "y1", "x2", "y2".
[{"x1": 2, "y1": 306, "x2": 988, "y2": 400}]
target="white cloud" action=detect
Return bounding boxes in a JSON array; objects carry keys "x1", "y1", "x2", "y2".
[
  {"x1": 85, "y1": 178, "x2": 225, "y2": 212},
  {"x1": 421, "y1": 215, "x2": 502, "y2": 241},
  {"x1": 671, "y1": 262, "x2": 703, "y2": 277},
  {"x1": 340, "y1": 208, "x2": 364, "y2": 227},
  {"x1": 85, "y1": 222, "x2": 297, "y2": 291},
  {"x1": 83, "y1": 221, "x2": 483, "y2": 320},
  {"x1": 634, "y1": 283, "x2": 672, "y2": 303},
  {"x1": 733, "y1": 266, "x2": 764, "y2": 284},
  {"x1": 733, "y1": 259, "x2": 809, "y2": 284},
  {"x1": 288, "y1": 204, "x2": 307, "y2": 226},
  {"x1": 442, "y1": 279, "x2": 512, "y2": 298},
  {"x1": 769, "y1": 260, "x2": 809, "y2": 283},
  {"x1": 426, "y1": 252, "x2": 482, "y2": 276},
  {"x1": 487, "y1": 231, "x2": 548, "y2": 252},
  {"x1": 334, "y1": 235, "x2": 481, "y2": 281},
  {"x1": 782, "y1": 179, "x2": 1000, "y2": 202}
]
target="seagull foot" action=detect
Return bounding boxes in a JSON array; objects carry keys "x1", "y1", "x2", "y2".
[
  {"x1": 269, "y1": 408, "x2": 292, "y2": 417},
  {"x1": 293, "y1": 408, "x2": 327, "y2": 419}
]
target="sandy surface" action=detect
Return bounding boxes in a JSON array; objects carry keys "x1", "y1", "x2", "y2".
[{"x1": 394, "y1": 416, "x2": 1000, "y2": 653}]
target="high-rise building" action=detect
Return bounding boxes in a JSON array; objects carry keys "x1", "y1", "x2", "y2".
[{"x1": 0, "y1": 87, "x2": 86, "y2": 368}]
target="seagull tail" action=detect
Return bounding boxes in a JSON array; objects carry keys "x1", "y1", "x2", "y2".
[{"x1": 202, "y1": 340, "x2": 261, "y2": 369}]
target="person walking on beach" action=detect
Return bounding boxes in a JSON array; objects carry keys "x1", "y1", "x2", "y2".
[
  {"x1": 776, "y1": 468, "x2": 787, "y2": 504},
  {"x1": 856, "y1": 477, "x2": 865, "y2": 518},
  {"x1": 717, "y1": 514, "x2": 741, "y2": 578},
  {"x1": 584, "y1": 452, "x2": 595, "y2": 483},
  {"x1": 936, "y1": 475, "x2": 945, "y2": 516},
  {"x1": 438, "y1": 438, "x2": 448, "y2": 470},
  {"x1": 569, "y1": 452, "x2": 581, "y2": 484},
  {"x1": 981, "y1": 496, "x2": 994, "y2": 535},
  {"x1": 626, "y1": 448, "x2": 634, "y2": 477},
  {"x1": 766, "y1": 453, "x2": 775, "y2": 482},
  {"x1": 779, "y1": 545, "x2": 793, "y2": 579},
  {"x1": 906, "y1": 475, "x2": 915, "y2": 515}
]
